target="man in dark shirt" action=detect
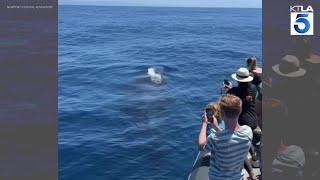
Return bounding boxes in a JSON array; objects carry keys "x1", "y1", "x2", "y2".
[
  {"x1": 228, "y1": 68, "x2": 258, "y2": 129},
  {"x1": 228, "y1": 68, "x2": 259, "y2": 179}
]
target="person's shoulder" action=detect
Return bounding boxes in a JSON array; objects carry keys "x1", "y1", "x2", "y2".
[
  {"x1": 208, "y1": 130, "x2": 227, "y2": 141},
  {"x1": 240, "y1": 125, "x2": 252, "y2": 133},
  {"x1": 286, "y1": 145, "x2": 305, "y2": 157},
  {"x1": 274, "y1": 145, "x2": 306, "y2": 168},
  {"x1": 253, "y1": 67, "x2": 262, "y2": 74},
  {"x1": 238, "y1": 125, "x2": 253, "y2": 139},
  {"x1": 206, "y1": 133, "x2": 219, "y2": 147}
]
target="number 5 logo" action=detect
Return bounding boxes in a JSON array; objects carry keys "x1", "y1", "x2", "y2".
[
  {"x1": 291, "y1": 12, "x2": 313, "y2": 35},
  {"x1": 294, "y1": 14, "x2": 310, "y2": 33}
]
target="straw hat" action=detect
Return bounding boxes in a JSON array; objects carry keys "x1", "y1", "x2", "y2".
[
  {"x1": 231, "y1": 67, "x2": 254, "y2": 82},
  {"x1": 272, "y1": 55, "x2": 306, "y2": 78}
]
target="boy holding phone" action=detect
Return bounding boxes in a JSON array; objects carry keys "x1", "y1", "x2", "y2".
[{"x1": 198, "y1": 94, "x2": 253, "y2": 180}]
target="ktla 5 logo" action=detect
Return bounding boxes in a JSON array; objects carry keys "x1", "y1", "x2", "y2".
[{"x1": 290, "y1": 5, "x2": 314, "y2": 35}]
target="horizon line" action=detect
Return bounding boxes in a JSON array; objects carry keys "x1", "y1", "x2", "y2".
[{"x1": 59, "y1": 4, "x2": 262, "y2": 9}]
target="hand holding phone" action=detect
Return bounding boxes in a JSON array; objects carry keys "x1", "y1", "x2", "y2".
[
  {"x1": 211, "y1": 115, "x2": 220, "y2": 132},
  {"x1": 223, "y1": 79, "x2": 232, "y2": 89},
  {"x1": 202, "y1": 111, "x2": 208, "y2": 124},
  {"x1": 205, "y1": 108, "x2": 214, "y2": 123},
  {"x1": 224, "y1": 79, "x2": 230, "y2": 86}
]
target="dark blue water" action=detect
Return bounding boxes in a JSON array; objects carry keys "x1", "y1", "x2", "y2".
[{"x1": 58, "y1": 6, "x2": 261, "y2": 180}]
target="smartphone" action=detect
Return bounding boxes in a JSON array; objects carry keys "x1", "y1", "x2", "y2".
[{"x1": 205, "y1": 108, "x2": 214, "y2": 123}]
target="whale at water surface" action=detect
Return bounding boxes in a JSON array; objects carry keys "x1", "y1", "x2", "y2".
[{"x1": 147, "y1": 67, "x2": 163, "y2": 84}]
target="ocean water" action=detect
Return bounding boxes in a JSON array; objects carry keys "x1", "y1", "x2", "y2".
[{"x1": 58, "y1": 6, "x2": 262, "y2": 180}]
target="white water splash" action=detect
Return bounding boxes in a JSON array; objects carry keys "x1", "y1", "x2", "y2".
[{"x1": 147, "y1": 67, "x2": 163, "y2": 84}]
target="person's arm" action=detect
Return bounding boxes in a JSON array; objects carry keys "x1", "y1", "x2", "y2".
[
  {"x1": 211, "y1": 115, "x2": 222, "y2": 133},
  {"x1": 198, "y1": 113, "x2": 208, "y2": 149},
  {"x1": 252, "y1": 85, "x2": 258, "y2": 101},
  {"x1": 226, "y1": 87, "x2": 234, "y2": 95}
]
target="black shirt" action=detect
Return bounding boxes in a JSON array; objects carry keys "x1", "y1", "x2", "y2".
[
  {"x1": 252, "y1": 73, "x2": 262, "y2": 87},
  {"x1": 227, "y1": 84, "x2": 258, "y2": 129}
]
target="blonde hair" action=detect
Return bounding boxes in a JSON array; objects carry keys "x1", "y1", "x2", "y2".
[
  {"x1": 247, "y1": 56, "x2": 257, "y2": 71},
  {"x1": 206, "y1": 102, "x2": 221, "y2": 120},
  {"x1": 219, "y1": 94, "x2": 242, "y2": 119}
]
